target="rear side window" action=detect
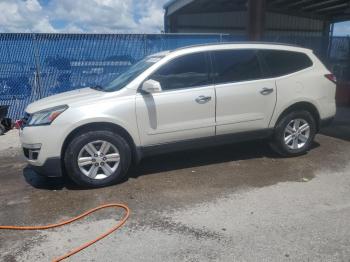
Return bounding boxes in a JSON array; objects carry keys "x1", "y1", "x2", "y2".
[
  {"x1": 259, "y1": 50, "x2": 313, "y2": 77},
  {"x1": 151, "y1": 52, "x2": 210, "y2": 91},
  {"x1": 212, "y1": 50, "x2": 262, "y2": 84}
]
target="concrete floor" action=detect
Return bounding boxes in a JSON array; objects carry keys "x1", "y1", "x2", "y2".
[{"x1": 0, "y1": 108, "x2": 350, "y2": 262}]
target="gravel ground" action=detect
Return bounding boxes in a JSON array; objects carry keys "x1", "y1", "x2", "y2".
[
  {"x1": 0, "y1": 108, "x2": 350, "y2": 262},
  {"x1": 0, "y1": 129, "x2": 21, "y2": 157}
]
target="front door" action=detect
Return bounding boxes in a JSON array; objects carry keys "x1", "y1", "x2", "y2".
[{"x1": 136, "y1": 52, "x2": 216, "y2": 146}]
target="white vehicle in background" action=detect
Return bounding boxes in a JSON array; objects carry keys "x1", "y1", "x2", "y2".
[{"x1": 20, "y1": 43, "x2": 336, "y2": 187}]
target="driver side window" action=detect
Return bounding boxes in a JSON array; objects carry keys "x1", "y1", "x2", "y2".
[{"x1": 150, "y1": 52, "x2": 211, "y2": 91}]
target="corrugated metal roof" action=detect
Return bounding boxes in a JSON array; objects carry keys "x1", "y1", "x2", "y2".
[
  {"x1": 164, "y1": 0, "x2": 195, "y2": 15},
  {"x1": 163, "y1": 0, "x2": 178, "y2": 9},
  {"x1": 164, "y1": 0, "x2": 350, "y2": 22}
]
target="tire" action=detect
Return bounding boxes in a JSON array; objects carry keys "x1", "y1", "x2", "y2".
[
  {"x1": 64, "y1": 130, "x2": 132, "y2": 188},
  {"x1": 270, "y1": 110, "x2": 316, "y2": 157}
]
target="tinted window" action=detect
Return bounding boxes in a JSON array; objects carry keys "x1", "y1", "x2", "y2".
[
  {"x1": 259, "y1": 50, "x2": 313, "y2": 77},
  {"x1": 151, "y1": 52, "x2": 210, "y2": 90},
  {"x1": 212, "y1": 50, "x2": 262, "y2": 84}
]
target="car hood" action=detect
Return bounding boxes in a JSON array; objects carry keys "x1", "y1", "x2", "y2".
[{"x1": 25, "y1": 88, "x2": 104, "y2": 113}]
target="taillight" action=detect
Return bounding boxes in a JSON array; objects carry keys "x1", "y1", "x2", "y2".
[{"x1": 325, "y1": 73, "x2": 337, "y2": 84}]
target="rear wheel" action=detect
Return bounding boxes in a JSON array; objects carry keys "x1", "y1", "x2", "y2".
[
  {"x1": 270, "y1": 110, "x2": 316, "y2": 157},
  {"x1": 64, "y1": 130, "x2": 131, "y2": 188}
]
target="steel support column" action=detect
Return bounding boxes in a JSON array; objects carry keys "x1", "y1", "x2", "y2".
[
  {"x1": 323, "y1": 20, "x2": 331, "y2": 62},
  {"x1": 248, "y1": 0, "x2": 266, "y2": 41}
]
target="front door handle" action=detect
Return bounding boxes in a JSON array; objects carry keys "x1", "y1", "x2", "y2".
[
  {"x1": 195, "y1": 95, "x2": 212, "y2": 104},
  {"x1": 260, "y1": 87, "x2": 274, "y2": 95}
]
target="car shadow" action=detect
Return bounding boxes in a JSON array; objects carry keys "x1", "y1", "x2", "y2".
[
  {"x1": 23, "y1": 139, "x2": 320, "y2": 190},
  {"x1": 130, "y1": 139, "x2": 320, "y2": 179},
  {"x1": 23, "y1": 167, "x2": 74, "y2": 190}
]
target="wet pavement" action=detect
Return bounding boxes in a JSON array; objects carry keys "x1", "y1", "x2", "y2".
[{"x1": 1, "y1": 108, "x2": 350, "y2": 261}]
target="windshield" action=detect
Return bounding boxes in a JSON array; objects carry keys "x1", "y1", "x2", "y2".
[{"x1": 96, "y1": 55, "x2": 164, "y2": 92}]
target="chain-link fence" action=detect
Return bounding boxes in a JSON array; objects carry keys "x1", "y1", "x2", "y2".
[
  {"x1": 0, "y1": 33, "x2": 232, "y2": 119},
  {"x1": 0, "y1": 33, "x2": 349, "y2": 119},
  {"x1": 329, "y1": 36, "x2": 350, "y2": 81}
]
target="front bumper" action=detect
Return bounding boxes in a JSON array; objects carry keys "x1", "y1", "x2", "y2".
[
  {"x1": 29, "y1": 157, "x2": 63, "y2": 177},
  {"x1": 20, "y1": 124, "x2": 66, "y2": 175}
]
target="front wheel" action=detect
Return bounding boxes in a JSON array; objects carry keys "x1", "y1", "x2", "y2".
[
  {"x1": 64, "y1": 130, "x2": 131, "y2": 188},
  {"x1": 270, "y1": 110, "x2": 316, "y2": 157}
]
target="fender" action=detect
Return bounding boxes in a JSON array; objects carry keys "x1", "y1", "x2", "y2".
[{"x1": 269, "y1": 97, "x2": 321, "y2": 128}]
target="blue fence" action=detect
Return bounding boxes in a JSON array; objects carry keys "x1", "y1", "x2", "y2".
[
  {"x1": 1, "y1": 33, "x2": 232, "y2": 119},
  {"x1": 0, "y1": 33, "x2": 349, "y2": 119}
]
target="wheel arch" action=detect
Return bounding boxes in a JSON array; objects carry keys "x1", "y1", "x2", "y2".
[
  {"x1": 61, "y1": 122, "x2": 141, "y2": 165},
  {"x1": 273, "y1": 101, "x2": 321, "y2": 131}
]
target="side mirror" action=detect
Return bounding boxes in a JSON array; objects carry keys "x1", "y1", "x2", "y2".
[{"x1": 141, "y1": 79, "x2": 162, "y2": 94}]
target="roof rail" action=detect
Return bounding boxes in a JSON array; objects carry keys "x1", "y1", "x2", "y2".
[{"x1": 174, "y1": 41, "x2": 305, "y2": 51}]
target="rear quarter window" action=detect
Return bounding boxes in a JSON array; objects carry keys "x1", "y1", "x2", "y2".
[{"x1": 259, "y1": 50, "x2": 313, "y2": 78}]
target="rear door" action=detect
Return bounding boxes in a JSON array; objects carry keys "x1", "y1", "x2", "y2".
[
  {"x1": 212, "y1": 49, "x2": 277, "y2": 135},
  {"x1": 136, "y1": 52, "x2": 216, "y2": 146}
]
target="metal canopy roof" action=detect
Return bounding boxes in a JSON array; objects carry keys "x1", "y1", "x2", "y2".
[{"x1": 164, "y1": 0, "x2": 350, "y2": 22}]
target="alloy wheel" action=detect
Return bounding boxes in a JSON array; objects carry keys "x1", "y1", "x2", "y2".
[
  {"x1": 77, "y1": 140, "x2": 120, "y2": 180},
  {"x1": 284, "y1": 118, "x2": 311, "y2": 150}
]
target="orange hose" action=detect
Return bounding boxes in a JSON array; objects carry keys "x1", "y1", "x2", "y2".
[{"x1": 0, "y1": 203, "x2": 130, "y2": 262}]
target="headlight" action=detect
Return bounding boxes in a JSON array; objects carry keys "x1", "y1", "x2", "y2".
[{"x1": 27, "y1": 105, "x2": 68, "y2": 126}]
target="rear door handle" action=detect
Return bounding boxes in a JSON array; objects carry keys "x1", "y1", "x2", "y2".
[
  {"x1": 195, "y1": 95, "x2": 212, "y2": 104},
  {"x1": 260, "y1": 87, "x2": 274, "y2": 95}
]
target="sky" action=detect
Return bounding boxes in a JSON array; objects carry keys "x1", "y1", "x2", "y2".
[
  {"x1": 0, "y1": 0, "x2": 168, "y2": 33},
  {"x1": 334, "y1": 21, "x2": 350, "y2": 36},
  {"x1": 0, "y1": 0, "x2": 349, "y2": 35}
]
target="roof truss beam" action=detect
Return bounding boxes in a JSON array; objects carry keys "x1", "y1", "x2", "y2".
[
  {"x1": 315, "y1": 3, "x2": 349, "y2": 13},
  {"x1": 302, "y1": 0, "x2": 345, "y2": 11}
]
